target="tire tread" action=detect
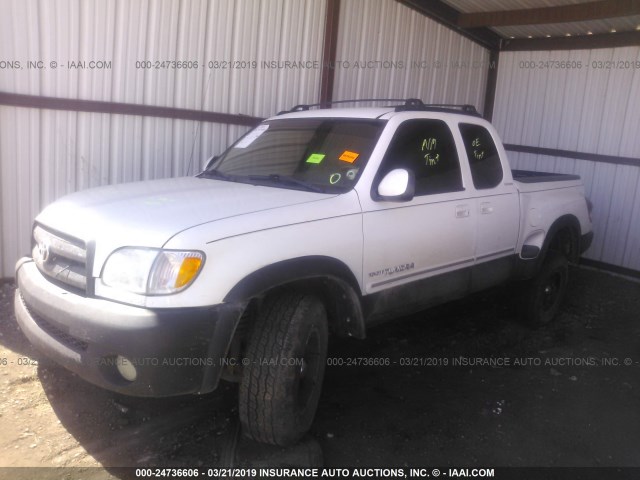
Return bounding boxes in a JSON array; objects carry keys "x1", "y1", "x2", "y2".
[{"x1": 239, "y1": 292, "x2": 323, "y2": 445}]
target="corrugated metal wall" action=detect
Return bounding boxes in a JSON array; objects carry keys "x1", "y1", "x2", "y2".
[
  {"x1": 0, "y1": 0, "x2": 326, "y2": 114},
  {"x1": 0, "y1": 0, "x2": 328, "y2": 277},
  {"x1": 334, "y1": 0, "x2": 490, "y2": 110},
  {"x1": 0, "y1": 109, "x2": 251, "y2": 275},
  {"x1": 0, "y1": 0, "x2": 491, "y2": 278},
  {"x1": 493, "y1": 47, "x2": 640, "y2": 271}
]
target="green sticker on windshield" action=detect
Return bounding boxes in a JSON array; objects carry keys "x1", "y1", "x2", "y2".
[{"x1": 306, "y1": 153, "x2": 325, "y2": 164}]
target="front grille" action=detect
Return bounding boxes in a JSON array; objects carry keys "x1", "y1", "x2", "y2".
[
  {"x1": 33, "y1": 225, "x2": 88, "y2": 292},
  {"x1": 19, "y1": 293, "x2": 89, "y2": 352}
]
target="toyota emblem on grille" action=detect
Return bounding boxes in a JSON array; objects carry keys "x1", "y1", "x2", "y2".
[{"x1": 37, "y1": 240, "x2": 51, "y2": 264}]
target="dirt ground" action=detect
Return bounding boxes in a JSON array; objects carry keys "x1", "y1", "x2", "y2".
[{"x1": 1, "y1": 265, "x2": 640, "y2": 478}]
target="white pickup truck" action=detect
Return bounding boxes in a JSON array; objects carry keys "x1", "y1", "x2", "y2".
[{"x1": 15, "y1": 99, "x2": 593, "y2": 446}]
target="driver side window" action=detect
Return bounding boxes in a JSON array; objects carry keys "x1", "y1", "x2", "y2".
[{"x1": 377, "y1": 119, "x2": 463, "y2": 196}]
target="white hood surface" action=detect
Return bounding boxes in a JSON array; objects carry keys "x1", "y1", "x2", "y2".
[{"x1": 37, "y1": 177, "x2": 334, "y2": 250}]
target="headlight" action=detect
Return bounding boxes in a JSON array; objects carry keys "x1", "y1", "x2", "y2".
[{"x1": 102, "y1": 248, "x2": 204, "y2": 295}]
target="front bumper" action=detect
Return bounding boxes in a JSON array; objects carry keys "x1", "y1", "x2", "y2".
[{"x1": 14, "y1": 258, "x2": 244, "y2": 397}]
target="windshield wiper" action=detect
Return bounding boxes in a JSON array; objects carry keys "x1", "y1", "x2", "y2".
[
  {"x1": 200, "y1": 171, "x2": 326, "y2": 193},
  {"x1": 198, "y1": 169, "x2": 235, "y2": 182},
  {"x1": 246, "y1": 174, "x2": 326, "y2": 193}
]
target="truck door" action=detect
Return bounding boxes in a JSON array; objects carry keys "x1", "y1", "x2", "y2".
[
  {"x1": 458, "y1": 123, "x2": 519, "y2": 291},
  {"x1": 360, "y1": 119, "x2": 476, "y2": 312}
]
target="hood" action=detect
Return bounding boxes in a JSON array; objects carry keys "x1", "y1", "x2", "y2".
[{"x1": 36, "y1": 177, "x2": 334, "y2": 250}]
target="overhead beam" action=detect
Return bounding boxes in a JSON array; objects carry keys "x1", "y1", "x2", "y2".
[
  {"x1": 502, "y1": 30, "x2": 640, "y2": 51},
  {"x1": 397, "y1": 0, "x2": 502, "y2": 51},
  {"x1": 483, "y1": 50, "x2": 499, "y2": 122},
  {"x1": 458, "y1": 0, "x2": 640, "y2": 28}
]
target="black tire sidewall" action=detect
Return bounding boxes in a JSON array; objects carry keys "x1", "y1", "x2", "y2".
[
  {"x1": 525, "y1": 253, "x2": 569, "y2": 327},
  {"x1": 273, "y1": 297, "x2": 328, "y2": 434},
  {"x1": 239, "y1": 293, "x2": 328, "y2": 446}
]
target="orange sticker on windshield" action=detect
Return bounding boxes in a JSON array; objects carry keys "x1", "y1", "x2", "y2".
[{"x1": 339, "y1": 150, "x2": 360, "y2": 163}]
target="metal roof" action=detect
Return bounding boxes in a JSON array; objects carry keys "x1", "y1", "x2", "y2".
[
  {"x1": 444, "y1": 0, "x2": 602, "y2": 9},
  {"x1": 496, "y1": 16, "x2": 640, "y2": 38},
  {"x1": 441, "y1": 0, "x2": 640, "y2": 40}
]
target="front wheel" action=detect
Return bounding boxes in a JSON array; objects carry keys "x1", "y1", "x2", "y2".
[
  {"x1": 239, "y1": 292, "x2": 328, "y2": 446},
  {"x1": 521, "y1": 252, "x2": 569, "y2": 327}
]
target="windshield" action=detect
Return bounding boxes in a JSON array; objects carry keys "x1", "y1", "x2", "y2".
[{"x1": 202, "y1": 118, "x2": 386, "y2": 193}]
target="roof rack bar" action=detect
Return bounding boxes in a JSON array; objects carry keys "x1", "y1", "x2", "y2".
[
  {"x1": 288, "y1": 98, "x2": 418, "y2": 112},
  {"x1": 325, "y1": 98, "x2": 417, "y2": 105},
  {"x1": 279, "y1": 98, "x2": 479, "y2": 116},
  {"x1": 394, "y1": 102, "x2": 478, "y2": 115}
]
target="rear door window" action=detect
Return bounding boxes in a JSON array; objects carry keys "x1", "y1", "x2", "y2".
[{"x1": 459, "y1": 123, "x2": 503, "y2": 190}]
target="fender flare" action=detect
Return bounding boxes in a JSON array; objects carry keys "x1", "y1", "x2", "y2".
[
  {"x1": 540, "y1": 214, "x2": 581, "y2": 263},
  {"x1": 223, "y1": 256, "x2": 366, "y2": 339},
  {"x1": 517, "y1": 214, "x2": 581, "y2": 280}
]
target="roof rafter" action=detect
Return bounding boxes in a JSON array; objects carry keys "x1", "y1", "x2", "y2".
[
  {"x1": 457, "y1": 0, "x2": 640, "y2": 28},
  {"x1": 398, "y1": 0, "x2": 503, "y2": 50},
  {"x1": 502, "y1": 30, "x2": 640, "y2": 50}
]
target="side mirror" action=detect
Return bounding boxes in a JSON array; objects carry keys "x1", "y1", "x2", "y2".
[
  {"x1": 374, "y1": 168, "x2": 415, "y2": 202},
  {"x1": 204, "y1": 155, "x2": 219, "y2": 171}
]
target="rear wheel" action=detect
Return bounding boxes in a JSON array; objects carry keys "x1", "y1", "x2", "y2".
[
  {"x1": 239, "y1": 292, "x2": 328, "y2": 446},
  {"x1": 521, "y1": 252, "x2": 569, "y2": 327}
]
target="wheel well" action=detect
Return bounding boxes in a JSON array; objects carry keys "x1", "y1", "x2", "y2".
[
  {"x1": 221, "y1": 277, "x2": 365, "y2": 383},
  {"x1": 221, "y1": 258, "x2": 367, "y2": 381},
  {"x1": 262, "y1": 278, "x2": 365, "y2": 339},
  {"x1": 544, "y1": 215, "x2": 581, "y2": 263},
  {"x1": 515, "y1": 215, "x2": 581, "y2": 281}
]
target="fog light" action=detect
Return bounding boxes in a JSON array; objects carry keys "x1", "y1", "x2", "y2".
[{"x1": 116, "y1": 355, "x2": 137, "y2": 382}]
